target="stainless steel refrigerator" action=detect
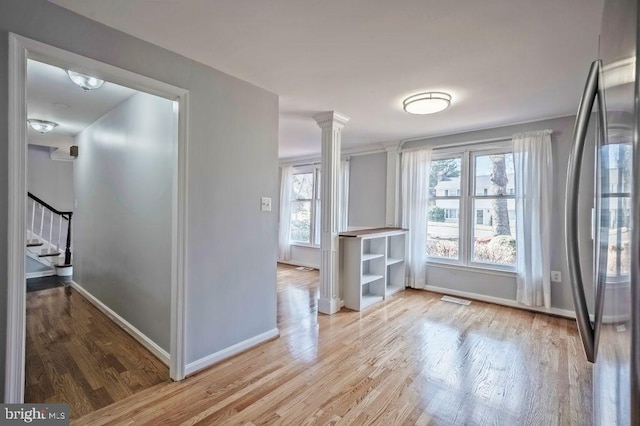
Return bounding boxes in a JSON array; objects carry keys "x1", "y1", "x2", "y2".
[{"x1": 566, "y1": 0, "x2": 638, "y2": 424}]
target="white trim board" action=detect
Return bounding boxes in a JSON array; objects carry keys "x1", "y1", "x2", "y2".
[
  {"x1": 6, "y1": 33, "x2": 189, "y2": 401},
  {"x1": 25, "y1": 271, "x2": 56, "y2": 279},
  {"x1": 185, "y1": 328, "x2": 279, "y2": 377},
  {"x1": 277, "y1": 260, "x2": 319, "y2": 270},
  {"x1": 423, "y1": 285, "x2": 576, "y2": 319},
  {"x1": 69, "y1": 281, "x2": 170, "y2": 365}
]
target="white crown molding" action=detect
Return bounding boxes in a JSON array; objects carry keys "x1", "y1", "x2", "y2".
[
  {"x1": 313, "y1": 111, "x2": 350, "y2": 128},
  {"x1": 279, "y1": 140, "x2": 399, "y2": 166}
]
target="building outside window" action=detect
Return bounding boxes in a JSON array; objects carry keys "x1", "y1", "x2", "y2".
[{"x1": 290, "y1": 166, "x2": 321, "y2": 246}]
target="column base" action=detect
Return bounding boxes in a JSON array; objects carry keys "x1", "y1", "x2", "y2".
[{"x1": 317, "y1": 297, "x2": 341, "y2": 315}]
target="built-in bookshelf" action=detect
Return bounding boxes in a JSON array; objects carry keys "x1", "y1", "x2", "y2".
[{"x1": 340, "y1": 228, "x2": 407, "y2": 311}]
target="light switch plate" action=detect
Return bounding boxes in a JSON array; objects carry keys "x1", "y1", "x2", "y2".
[
  {"x1": 551, "y1": 271, "x2": 562, "y2": 283},
  {"x1": 261, "y1": 197, "x2": 272, "y2": 212}
]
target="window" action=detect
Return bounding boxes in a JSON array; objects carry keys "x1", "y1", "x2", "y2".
[
  {"x1": 427, "y1": 157, "x2": 462, "y2": 260},
  {"x1": 290, "y1": 166, "x2": 321, "y2": 245},
  {"x1": 600, "y1": 142, "x2": 631, "y2": 280},
  {"x1": 427, "y1": 145, "x2": 517, "y2": 270}
]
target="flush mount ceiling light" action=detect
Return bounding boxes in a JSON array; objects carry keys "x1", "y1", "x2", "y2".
[
  {"x1": 403, "y1": 92, "x2": 452, "y2": 115},
  {"x1": 27, "y1": 119, "x2": 58, "y2": 134},
  {"x1": 66, "y1": 70, "x2": 105, "y2": 91}
]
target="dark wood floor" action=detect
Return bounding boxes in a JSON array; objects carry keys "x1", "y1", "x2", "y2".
[
  {"x1": 74, "y1": 264, "x2": 592, "y2": 425},
  {"x1": 25, "y1": 286, "x2": 169, "y2": 419}
]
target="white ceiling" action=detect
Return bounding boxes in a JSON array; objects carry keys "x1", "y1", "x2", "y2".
[
  {"x1": 50, "y1": 0, "x2": 604, "y2": 159},
  {"x1": 27, "y1": 59, "x2": 137, "y2": 148}
]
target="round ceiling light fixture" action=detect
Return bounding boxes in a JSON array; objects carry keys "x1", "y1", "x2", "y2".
[
  {"x1": 27, "y1": 119, "x2": 58, "y2": 134},
  {"x1": 403, "y1": 92, "x2": 452, "y2": 115},
  {"x1": 66, "y1": 70, "x2": 105, "y2": 91}
]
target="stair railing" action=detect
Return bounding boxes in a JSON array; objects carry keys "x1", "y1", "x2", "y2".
[{"x1": 27, "y1": 192, "x2": 73, "y2": 265}]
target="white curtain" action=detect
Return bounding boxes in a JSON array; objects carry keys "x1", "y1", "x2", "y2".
[
  {"x1": 339, "y1": 158, "x2": 350, "y2": 232},
  {"x1": 278, "y1": 166, "x2": 294, "y2": 261},
  {"x1": 401, "y1": 148, "x2": 432, "y2": 289},
  {"x1": 513, "y1": 130, "x2": 553, "y2": 308}
]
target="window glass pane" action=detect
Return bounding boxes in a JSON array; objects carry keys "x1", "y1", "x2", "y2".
[
  {"x1": 290, "y1": 200, "x2": 311, "y2": 243},
  {"x1": 291, "y1": 172, "x2": 314, "y2": 200},
  {"x1": 427, "y1": 199, "x2": 460, "y2": 259},
  {"x1": 430, "y1": 158, "x2": 462, "y2": 198},
  {"x1": 472, "y1": 199, "x2": 516, "y2": 265},
  {"x1": 475, "y1": 153, "x2": 515, "y2": 196},
  {"x1": 605, "y1": 196, "x2": 631, "y2": 278}
]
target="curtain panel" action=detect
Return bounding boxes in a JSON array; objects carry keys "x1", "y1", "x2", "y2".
[
  {"x1": 278, "y1": 165, "x2": 294, "y2": 261},
  {"x1": 513, "y1": 129, "x2": 553, "y2": 308},
  {"x1": 401, "y1": 148, "x2": 432, "y2": 289}
]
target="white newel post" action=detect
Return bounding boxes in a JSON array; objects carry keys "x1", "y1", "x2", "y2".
[{"x1": 314, "y1": 111, "x2": 350, "y2": 315}]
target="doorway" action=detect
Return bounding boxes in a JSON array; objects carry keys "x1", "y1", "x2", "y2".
[{"x1": 7, "y1": 34, "x2": 188, "y2": 405}]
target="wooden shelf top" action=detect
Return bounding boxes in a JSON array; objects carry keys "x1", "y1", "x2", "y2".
[{"x1": 339, "y1": 227, "x2": 408, "y2": 238}]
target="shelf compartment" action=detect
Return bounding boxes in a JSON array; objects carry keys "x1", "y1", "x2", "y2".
[
  {"x1": 386, "y1": 257, "x2": 404, "y2": 266},
  {"x1": 362, "y1": 253, "x2": 385, "y2": 262},
  {"x1": 361, "y1": 293, "x2": 384, "y2": 309},
  {"x1": 361, "y1": 274, "x2": 384, "y2": 285},
  {"x1": 385, "y1": 285, "x2": 404, "y2": 296}
]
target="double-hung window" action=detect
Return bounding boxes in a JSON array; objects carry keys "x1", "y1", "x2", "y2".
[
  {"x1": 427, "y1": 144, "x2": 517, "y2": 271},
  {"x1": 290, "y1": 166, "x2": 321, "y2": 246}
]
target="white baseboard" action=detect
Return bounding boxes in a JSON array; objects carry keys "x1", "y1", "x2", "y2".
[
  {"x1": 423, "y1": 285, "x2": 576, "y2": 319},
  {"x1": 26, "y1": 270, "x2": 55, "y2": 279},
  {"x1": 277, "y1": 260, "x2": 319, "y2": 270},
  {"x1": 185, "y1": 328, "x2": 279, "y2": 377},
  {"x1": 69, "y1": 280, "x2": 170, "y2": 366}
]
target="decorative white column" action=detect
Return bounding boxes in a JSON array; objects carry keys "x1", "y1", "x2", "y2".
[
  {"x1": 314, "y1": 111, "x2": 350, "y2": 315},
  {"x1": 383, "y1": 142, "x2": 400, "y2": 227}
]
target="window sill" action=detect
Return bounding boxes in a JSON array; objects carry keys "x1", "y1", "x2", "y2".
[
  {"x1": 426, "y1": 260, "x2": 517, "y2": 278},
  {"x1": 290, "y1": 242, "x2": 320, "y2": 249}
]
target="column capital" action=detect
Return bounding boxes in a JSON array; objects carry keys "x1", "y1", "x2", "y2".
[{"x1": 313, "y1": 111, "x2": 351, "y2": 129}]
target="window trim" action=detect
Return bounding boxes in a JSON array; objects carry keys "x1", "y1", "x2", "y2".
[{"x1": 427, "y1": 143, "x2": 516, "y2": 272}]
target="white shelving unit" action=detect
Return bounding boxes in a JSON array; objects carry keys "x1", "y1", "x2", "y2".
[{"x1": 340, "y1": 228, "x2": 407, "y2": 311}]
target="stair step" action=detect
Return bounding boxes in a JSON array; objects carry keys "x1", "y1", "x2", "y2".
[
  {"x1": 27, "y1": 243, "x2": 43, "y2": 247},
  {"x1": 38, "y1": 252, "x2": 61, "y2": 258}
]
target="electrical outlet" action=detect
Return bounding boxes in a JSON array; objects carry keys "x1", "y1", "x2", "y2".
[
  {"x1": 261, "y1": 197, "x2": 272, "y2": 212},
  {"x1": 551, "y1": 271, "x2": 562, "y2": 283}
]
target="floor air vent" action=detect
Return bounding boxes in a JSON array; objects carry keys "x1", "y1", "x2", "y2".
[{"x1": 440, "y1": 295, "x2": 471, "y2": 305}]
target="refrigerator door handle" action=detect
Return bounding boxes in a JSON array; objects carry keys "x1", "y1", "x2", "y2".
[{"x1": 565, "y1": 59, "x2": 602, "y2": 363}]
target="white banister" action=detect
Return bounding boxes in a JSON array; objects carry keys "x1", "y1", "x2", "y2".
[
  {"x1": 30, "y1": 200, "x2": 35, "y2": 240},
  {"x1": 48, "y1": 211, "x2": 53, "y2": 249},
  {"x1": 57, "y1": 215, "x2": 62, "y2": 251},
  {"x1": 39, "y1": 205, "x2": 44, "y2": 239}
]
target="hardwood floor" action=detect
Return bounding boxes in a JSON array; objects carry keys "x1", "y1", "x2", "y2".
[
  {"x1": 75, "y1": 264, "x2": 592, "y2": 425},
  {"x1": 25, "y1": 286, "x2": 170, "y2": 419}
]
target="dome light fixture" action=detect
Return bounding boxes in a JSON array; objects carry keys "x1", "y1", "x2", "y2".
[
  {"x1": 403, "y1": 92, "x2": 452, "y2": 115},
  {"x1": 66, "y1": 70, "x2": 105, "y2": 91},
  {"x1": 27, "y1": 119, "x2": 58, "y2": 134}
]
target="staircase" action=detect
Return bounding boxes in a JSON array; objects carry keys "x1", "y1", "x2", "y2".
[{"x1": 26, "y1": 192, "x2": 73, "y2": 280}]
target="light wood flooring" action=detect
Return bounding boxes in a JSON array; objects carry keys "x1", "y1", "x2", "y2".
[
  {"x1": 25, "y1": 286, "x2": 170, "y2": 419},
  {"x1": 72, "y1": 264, "x2": 592, "y2": 425}
]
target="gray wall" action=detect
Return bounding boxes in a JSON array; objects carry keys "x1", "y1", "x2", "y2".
[
  {"x1": 27, "y1": 145, "x2": 74, "y2": 211},
  {"x1": 74, "y1": 92, "x2": 174, "y2": 350},
  {"x1": 0, "y1": 0, "x2": 279, "y2": 395},
  {"x1": 403, "y1": 115, "x2": 595, "y2": 312},
  {"x1": 348, "y1": 152, "x2": 387, "y2": 229}
]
